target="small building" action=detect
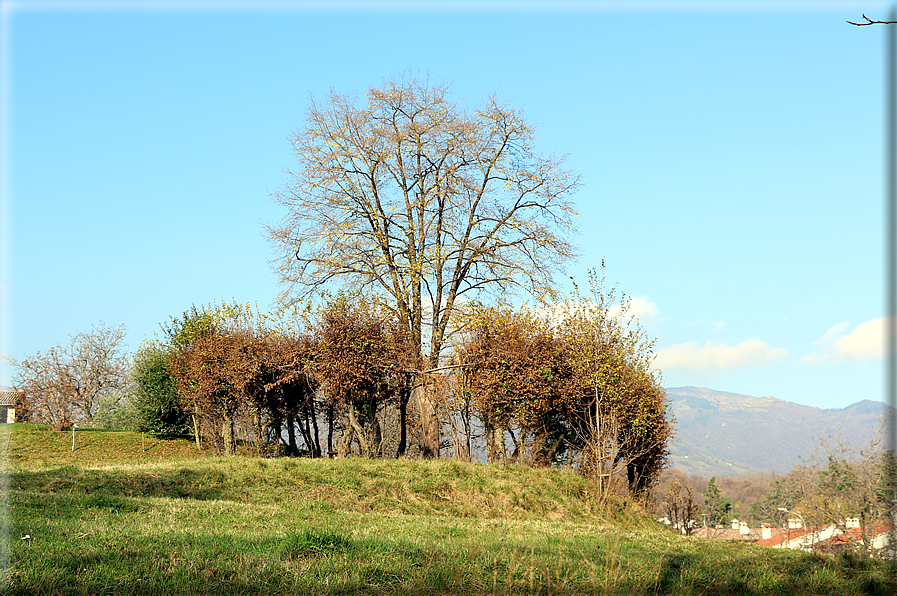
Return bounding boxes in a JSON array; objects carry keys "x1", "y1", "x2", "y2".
[
  {"x1": 0, "y1": 390, "x2": 23, "y2": 423},
  {"x1": 753, "y1": 519, "x2": 896, "y2": 557},
  {"x1": 808, "y1": 519, "x2": 896, "y2": 558}
]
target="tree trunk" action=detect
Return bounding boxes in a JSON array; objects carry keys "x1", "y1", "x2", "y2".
[
  {"x1": 532, "y1": 429, "x2": 564, "y2": 468},
  {"x1": 297, "y1": 407, "x2": 313, "y2": 455},
  {"x1": 463, "y1": 399, "x2": 472, "y2": 463},
  {"x1": 508, "y1": 428, "x2": 520, "y2": 464},
  {"x1": 192, "y1": 414, "x2": 201, "y2": 451},
  {"x1": 591, "y1": 393, "x2": 603, "y2": 492},
  {"x1": 627, "y1": 457, "x2": 650, "y2": 495},
  {"x1": 412, "y1": 375, "x2": 439, "y2": 459},
  {"x1": 309, "y1": 402, "x2": 321, "y2": 458},
  {"x1": 252, "y1": 409, "x2": 264, "y2": 454},
  {"x1": 336, "y1": 425, "x2": 354, "y2": 458},
  {"x1": 347, "y1": 404, "x2": 369, "y2": 457},
  {"x1": 222, "y1": 417, "x2": 235, "y2": 456},
  {"x1": 327, "y1": 402, "x2": 334, "y2": 457},
  {"x1": 287, "y1": 412, "x2": 298, "y2": 456},
  {"x1": 369, "y1": 409, "x2": 382, "y2": 458},
  {"x1": 272, "y1": 416, "x2": 283, "y2": 451},
  {"x1": 396, "y1": 387, "x2": 409, "y2": 458},
  {"x1": 485, "y1": 420, "x2": 505, "y2": 464}
]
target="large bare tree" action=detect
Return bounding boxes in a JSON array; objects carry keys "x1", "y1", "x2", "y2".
[
  {"x1": 268, "y1": 72, "x2": 581, "y2": 457},
  {"x1": 10, "y1": 322, "x2": 130, "y2": 430}
]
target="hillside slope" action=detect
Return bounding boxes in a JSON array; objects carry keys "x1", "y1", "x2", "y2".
[{"x1": 665, "y1": 386, "x2": 892, "y2": 476}]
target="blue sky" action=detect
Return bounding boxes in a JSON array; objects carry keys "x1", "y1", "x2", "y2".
[{"x1": 0, "y1": 1, "x2": 891, "y2": 410}]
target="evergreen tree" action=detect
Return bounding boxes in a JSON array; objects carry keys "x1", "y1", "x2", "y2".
[
  {"x1": 704, "y1": 476, "x2": 732, "y2": 527},
  {"x1": 132, "y1": 340, "x2": 192, "y2": 438}
]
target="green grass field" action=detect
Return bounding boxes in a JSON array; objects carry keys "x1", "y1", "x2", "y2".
[{"x1": 2, "y1": 424, "x2": 894, "y2": 595}]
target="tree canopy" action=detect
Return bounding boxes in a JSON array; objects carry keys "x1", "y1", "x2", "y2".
[
  {"x1": 456, "y1": 269, "x2": 672, "y2": 494},
  {"x1": 10, "y1": 322, "x2": 130, "y2": 430},
  {"x1": 268, "y1": 72, "x2": 581, "y2": 457}
]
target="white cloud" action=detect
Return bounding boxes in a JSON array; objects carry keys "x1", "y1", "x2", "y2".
[
  {"x1": 800, "y1": 318, "x2": 891, "y2": 365},
  {"x1": 816, "y1": 321, "x2": 850, "y2": 345},
  {"x1": 654, "y1": 339, "x2": 788, "y2": 371},
  {"x1": 607, "y1": 296, "x2": 659, "y2": 321},
  {"x1": 534, "y1": 296, "x2": 659, "y2": 327},
  {"x1": 713, "y1": 321, "x2": 726, "y2": 332}
]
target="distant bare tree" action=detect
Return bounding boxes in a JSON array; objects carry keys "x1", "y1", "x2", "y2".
[
  {"x1": 804, "y1": 420, "x2": 896, "y2": 558},
  {"x1": 9, "y1": 323, "x2": 130, "y2": 430},
  {"x1": 663, "y1": 482, "x2": 701, "y2": 536},
  {"x1": 751, "y1": 418, "x2": 896, "y2": 558}
]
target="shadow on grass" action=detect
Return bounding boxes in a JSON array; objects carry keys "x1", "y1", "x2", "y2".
[
  {"x1": 5, "y1": 532, "x2": 453, "y2": 596},
  {"x1": 11, "y1": 467, "x2": 226, "y2": 501}
]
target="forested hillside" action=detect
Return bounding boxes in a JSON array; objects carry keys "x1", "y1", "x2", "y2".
[{"x1": 665, "y1": 386, "x2": 892, "y2": 476}]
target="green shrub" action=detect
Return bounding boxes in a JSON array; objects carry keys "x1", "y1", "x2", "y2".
[
  {"x1": 132, "y1": 341, "x2": 193, "y2": 438},
  {"x1": 92, "y1": 394, "x2": 140, "y2": 431}
]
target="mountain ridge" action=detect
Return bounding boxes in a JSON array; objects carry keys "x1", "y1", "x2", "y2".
[{"x1": 663, "y1": 386, "x2": 893, "y2": 477}]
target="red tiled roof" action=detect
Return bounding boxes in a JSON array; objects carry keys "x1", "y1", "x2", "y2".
[
  {"x1": 753, "y1": 520, "x2": 896, "y2": 549},
  {"x1": 807, "y1": 519, "x2": 895, "y2": 549},
  {"x1": 754, "y1": 527, "x2": 820, "y2": 548}
]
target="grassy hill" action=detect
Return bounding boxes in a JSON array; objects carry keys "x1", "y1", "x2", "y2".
[
  {"x1": 6, "y1": 424, "x2": 202, "y2": 467},
  {"x1": 2, "y1": 425, "x2": 894, "y2": 595}
]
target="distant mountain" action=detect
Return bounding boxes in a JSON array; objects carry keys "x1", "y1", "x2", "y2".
[{"x1": 664, "y1": 386, "x2": 894, "y2": 477}]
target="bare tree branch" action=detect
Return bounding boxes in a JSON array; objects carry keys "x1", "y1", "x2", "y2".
[
  {"x1": 9, "y1": 323, "x2": 130, "y2": 430},
  {"x1": 847, "y1": 14, "x2": 897, "y2": 26}
]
